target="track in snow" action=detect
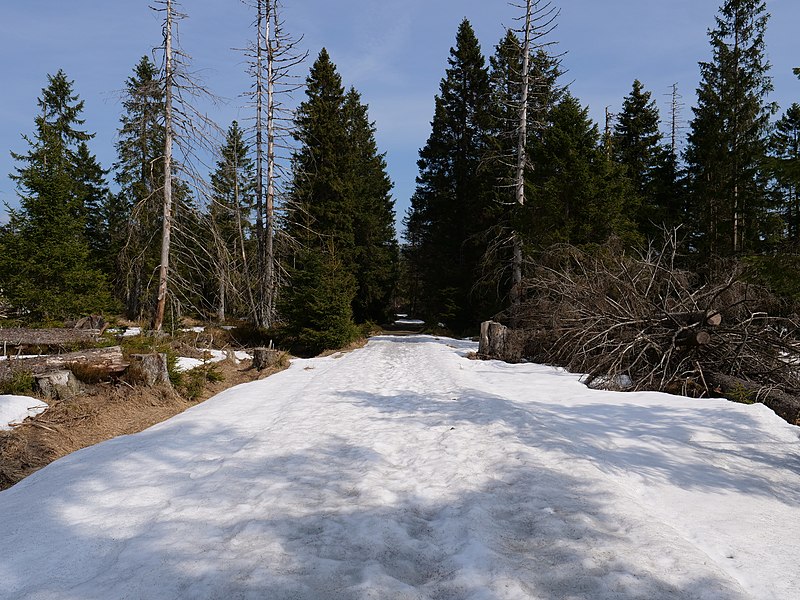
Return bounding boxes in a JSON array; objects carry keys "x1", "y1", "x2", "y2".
[{"x1": 1, "y1": 335, "x2": 799, "y2": 599}]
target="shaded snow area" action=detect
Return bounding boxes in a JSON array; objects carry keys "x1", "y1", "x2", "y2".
[
  {"x1": 1, "y1": 336, "x2": 799, "y2": 599},
  {"x1": 0, "y1": 395, "x2": 47, "y2": 430}
]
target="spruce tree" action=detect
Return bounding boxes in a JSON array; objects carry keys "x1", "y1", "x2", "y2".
[
  {"x1": 1, "y1": 70, "x2": 113, "y2": 321},
  {"x1": 343, "y1": 88, "x2": 399, "y2": 324},
  {"x1": 405, "y1": 19, "x2": 494, "y2": 331},
  {"x1": 613, "y1": 80, "x2": 679, "y2": 239},
  {"x1": 288, "y1": 49, "x2": 353, "y2": 253},
  {"x1": 282, "y1": 49, "x2": 358, "y2": 352},
  {"x1": 74, "y1": 141, "x2": 112, "y2": 272},
  {"x1": 208, "y1": 120, "x2": 256, "y2": 321},
  {"x1": 113, "y1": 56, "x2": 165, "y2": 319},
  {"x1": 531, "y1": 95, "x2": 639, "y2": 247},
  {"x1": 769, "y1": 104, "x2": 800, "y2": 242},
  {"x1": 615, "y1": 81, "x2": 662, "y2": 191},
  {"x1": 685, "y1": 0, "x2": 775, "y2": 256}
]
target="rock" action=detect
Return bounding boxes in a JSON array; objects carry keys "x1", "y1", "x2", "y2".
[{"x1": 74, "y1": 315, "x2": 107, "y2": 332}]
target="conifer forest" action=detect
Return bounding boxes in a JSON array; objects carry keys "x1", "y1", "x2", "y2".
[{"x1": 1, "y1": 0, "x2": 799, "y2": 365}]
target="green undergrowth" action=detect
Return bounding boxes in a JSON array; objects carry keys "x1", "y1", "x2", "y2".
[
  {"x1": 180, "y1": 362, "x2": 225, "y2": 401},
  {"x1": 0, "y1": 371, "x2": 35, "y2": 395}
]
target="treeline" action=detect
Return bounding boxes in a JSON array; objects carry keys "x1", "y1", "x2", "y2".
[
  {"x1": 0, "y1": 2, "x2": 397, "y2": 355},
  {"x1": 405, "y1": 0, "x2": 800, "y2": 333},
  {"x1": 2, "y1": 0, "x2": 798, "y2": 350}
]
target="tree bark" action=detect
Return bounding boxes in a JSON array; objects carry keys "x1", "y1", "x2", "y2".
[
  {"x1": 127, "y1": 353, "x2": 171, "y2": 386},
  {"x1": 154, "y1": 0, "x2": 174, "y2": 333},
  {"x1": 0, "y1": 346, "x2": 128, "y2": 379},
  {"x1": 34, "y1": 370, "x2": 79, "y2": 401},
  {"x1": 0, "y1": 328, "x2": 103, "y2": 348},
  {"x1": 252, "y1": 347, "x2": 284, "y2": 370}
]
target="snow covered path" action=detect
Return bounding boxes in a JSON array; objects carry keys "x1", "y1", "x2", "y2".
[{"x1": 1, "y1": 335, "x2": 799, "y2": 599}]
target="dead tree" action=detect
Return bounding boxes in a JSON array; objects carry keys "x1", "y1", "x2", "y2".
[
  {"x1": 243, "y1": 0, "x2": 305, "y2": 328},
  {"x1": 150, "y1": 0, "x2": 221, "y2": 331},
  {"x1": 495, "y1": 1, "x2": 560, "y2": 326},
  {"x1": 153, "y1": 0, "x2": 176, "y2": 333},
  {"x1": 665, "y1": 82, "x2": 684, "y2": 156}
]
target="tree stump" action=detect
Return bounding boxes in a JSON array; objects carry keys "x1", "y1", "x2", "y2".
[
  {"x1": 252, "y1": 348, "x2": 283, "y2": 370},
  {"x1": 127, "y1": 353, "x2": 170, "y2": 386},
  {"x1": 35, "y1": 370, "x2": 79, "y2": 400}
]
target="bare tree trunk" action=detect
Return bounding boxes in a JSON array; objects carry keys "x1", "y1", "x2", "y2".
[
  {"x1": 254, "y1": 0, "x2": 267, "y2": 329},
  {"x1": 514, "y1": 1, "x2": 531, "y2": 209},
  {"x1": 244, "y1": 0, "x2": 305, "y2": 329},
  {"x1": 217, "y1": 276, "x2": 226, "y2": 322},
  {"x1": 264, "y1": 0, "x2": 277, "y2": 327},
  {"x1": 510, "y1": 0, "x2": 533, "y2": 327},
  {"x1": 668, "y1": 82, "x2": 682, "y2": 155},
  {"x1": 154, "y1": 0, "x2": 174, "y2": 333},
  {"x1": 604, "y1": 105, "x2": 614, "y2": 160}
]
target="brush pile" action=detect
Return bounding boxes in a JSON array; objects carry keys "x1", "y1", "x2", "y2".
[{"x1": 489, "y1": 234, "x2": 800, "y2": 423}]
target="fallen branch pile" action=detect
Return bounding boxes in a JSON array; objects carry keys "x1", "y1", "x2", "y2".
[{"x1": 491, "y1": 235, "x2": 800, "y2": 423}]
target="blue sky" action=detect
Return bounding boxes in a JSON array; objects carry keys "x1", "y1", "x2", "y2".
[{"x1": 1, "y1": 1, "x2": 799, "y2": 234}]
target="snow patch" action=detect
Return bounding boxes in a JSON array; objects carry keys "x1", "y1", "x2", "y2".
[
  {"x1": 175, "y1": 349, "x2": 252, "y2": 372},
  {"x1": 0, "y1": 395, "x2": 48, "y2": 430},
  {"x1": 1, "y1": 335, "x2": 798, "y2": 598}
]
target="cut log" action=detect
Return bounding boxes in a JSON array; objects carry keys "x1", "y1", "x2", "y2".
[
  {"x1": 126, "y1": 353, "x2": 171, "y2": 386},
  {"x1": 0, "y1": 328, "x2": 103, "y2": 348},
  {"x1": 252, "y1": 348, "x2": 284, "y2": 370},
  {"x1": 676, "y1": 330, "x2": 712, "y2": 347},
  {"x1": 707, "y1": 372, "x2": 800, "y2": 425},
  {"x1": 0, "y1": 346, "x2": 127, "y2": 379}
]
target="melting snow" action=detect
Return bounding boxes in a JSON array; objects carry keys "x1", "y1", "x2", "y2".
[
  {"x1": 175, "y1": 349, "x2": 251, "y2": 372},
  {"x1": 1, "y1": 335, "x2": 798, "y2": 599},
  {"x1": 0, "y1": 395, "x2": 48, "y2": 430}
]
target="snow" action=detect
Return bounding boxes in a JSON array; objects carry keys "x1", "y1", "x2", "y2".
[
  {"x1": 175, "y1": 349, "x2": 251, "y2": 372},
  {"x1": 1, "y1": 335, "x2": 799, "y2": 599},
  {"x1": 181, "y1": 326, "x2": 206, "y2": 333},
  {"x1": 0, "y1": 394, "x2": 47, "y2": 430},
  {"x1": 395, "y1": 318, "x2": 425, "y2": 325},
  {"x1": 105, "y1": 326, "x2": 142, "y2": 337}
]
